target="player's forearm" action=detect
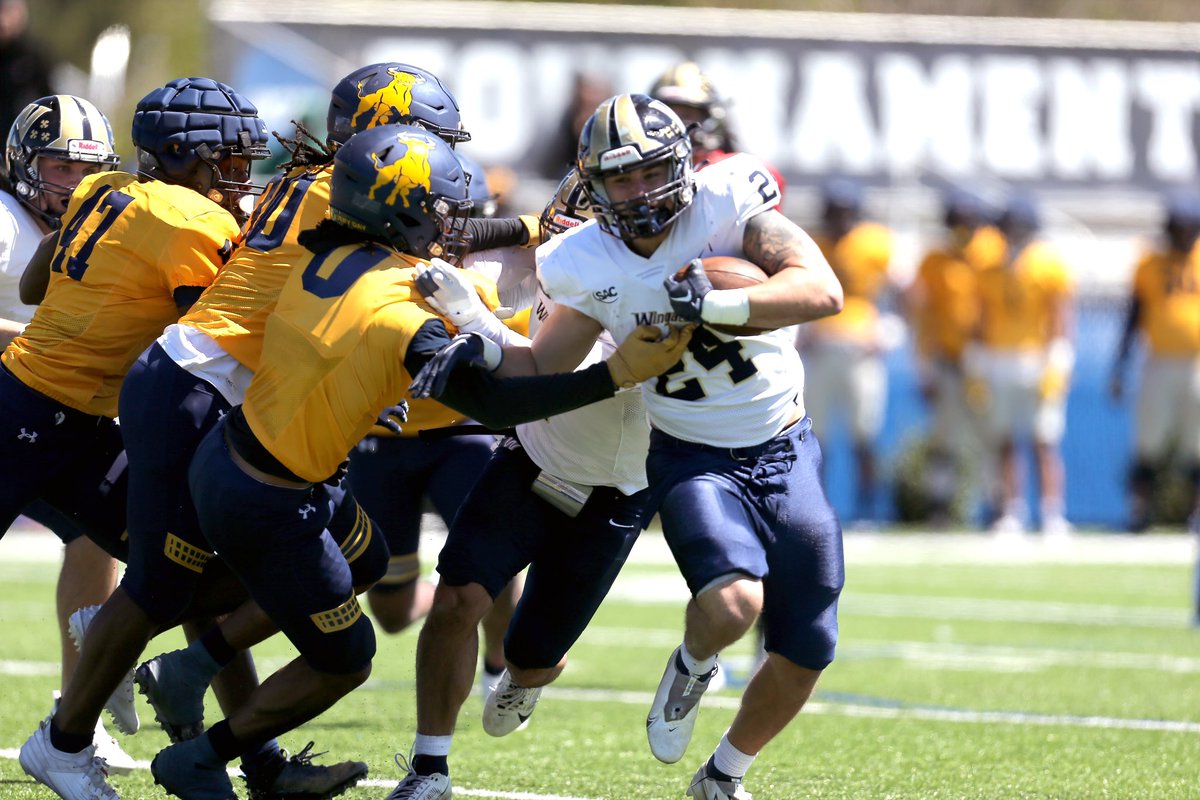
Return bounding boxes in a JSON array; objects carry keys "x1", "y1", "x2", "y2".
[
  {"x1": 0, "y1": 318, "x2": 24, "y2": 349},
  {"x1": 744, "y1": 265, "x2": 844, "y2": 328},
  {"x1": 437, "y1": 361, "x2": 615, "y2": 428}
]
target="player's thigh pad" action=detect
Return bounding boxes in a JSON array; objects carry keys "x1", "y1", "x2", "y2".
[
  {"x1": 190, "y1": 425, "x2": 373, "y2": 674},
  {"x1": 348, "y1": 435, "x2": 435, "y2": 590},
  {"x1": 325, "y1": 478, "x2": 389, "y2": 589},
  {"x1": 504, "y1": 485, "x2": 647, "y2": 669},
  {"x1": 437, "y1": 438, "x2": 551, "y2": 598},
  {"x1": 119, "y1": 344, "x2": 231, "y2": 621},
  {"x1": 0, "y1": 364, "x2": 111, "y2": 536}
]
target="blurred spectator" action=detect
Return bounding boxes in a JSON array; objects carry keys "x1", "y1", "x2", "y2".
[
  {"x1": 0, "y1": 0, "x2": 53, "y2": 138},
  {"x1": 1108, "y1": 190, "x2": 1200, "y2": 533},
  {"x1": 649, "y1": 60, "x2": 786, "y2": 197},
  {"x1": 799, "y1": 177, "x2": 894, "y2": 526},
  {"x1": 904, "y1": 188, "x2": 989, "y2": 525},
  {"x1": 540, "y1": 72, "x2": 611, "y2": 180},
  {"x1": 966, "y1": 194, "x2": 1074, "y2": 537}
]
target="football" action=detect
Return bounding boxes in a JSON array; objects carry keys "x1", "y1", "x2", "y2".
[{"x1": 696, "y1": 256, "x2": 770, "y2": 336}]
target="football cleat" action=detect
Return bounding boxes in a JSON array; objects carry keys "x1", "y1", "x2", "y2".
[
  {"x1": 50, "y1": 690, "x2": 136, "y2": 776},
  {"x1": 242, "y1": 741, "x2": 368, "y2": 800},
  {"x1": 68, "y1": 604, "x2": 139, "y2": 735},
  {"x1": 92, "y1": 717, "x2": 137, "y2": 776},
  {"x1": 384, "y1": 753, "x2": 451, "y2": 800},
  {"x1": 482, "y1": 670, "x2": 541, "y2": 736},
  {"x1": 151, "y1": 736, "x2": 236, "y2": 800},
  {"x1": 135, "y1": 648, "x2": 207, "y2": 742},
  {"x1": 19, "y1": 716, "x2": 119, "y2": 800},
  {"x1": 646, "y1": 646, "x2": 717, "y2": 764},
  {"x1": 687, "y1": 761, "x2": 753, "y2": 800}
]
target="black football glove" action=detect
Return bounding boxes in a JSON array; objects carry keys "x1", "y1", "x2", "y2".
[
  {"x1": 409, "y1": 333, "x2": 493, "y2": 400},
  {"x1": 664, "y1": 259, "x2": 712, "y2": 323},
  {"x1": 375, "y1": 400, "x2": 409, "y2": 434}
]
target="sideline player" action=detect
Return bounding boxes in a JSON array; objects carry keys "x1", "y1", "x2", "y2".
[
  {"x1": 155, "y1": 122, "x2": 690, "y2": 799},
  {"x1": 797, "y1": 177, "x2": 894, "y2": 525},
  {"x1": 14, "y1": 76, "x2": 272, "y2": 800},
  {"x1": 967, "y1": 194, "x2": 1074, "y2": 536},
  {"x1": 407, "y1": 94, "x2": 843, "y2": 800},
  {"x1": 1109, "y1": 192, "x2": 1200, "y2": 534}
]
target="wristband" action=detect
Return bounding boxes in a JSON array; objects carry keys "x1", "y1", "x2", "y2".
[{"x1": 700, "y1": 288, "x2": 751, "y2": 326}]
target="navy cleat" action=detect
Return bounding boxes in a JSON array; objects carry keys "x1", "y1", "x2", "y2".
[
  {"x1": 135, "y1": 648, "x2": 207, "y2": 742},
  {"x1": 242, "y1": 741, "x2": 368, "y2": 800},
  {"x1": 151, "y1": 736, "x2": 236, "y2": 800}
]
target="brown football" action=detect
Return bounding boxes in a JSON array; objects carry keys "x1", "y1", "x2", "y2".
[{"x1": 695, "y1": 256, "x2": 770, "y2": 336}]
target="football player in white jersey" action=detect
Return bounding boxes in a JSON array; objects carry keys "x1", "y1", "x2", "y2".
[
  {"x1": 411, "y1": 94, "x2": 844, "y2": 800},
  {"x1": 386, "y1": 171, "x2": 659, "y2": 800}
]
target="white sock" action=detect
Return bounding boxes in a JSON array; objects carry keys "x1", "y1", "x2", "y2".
[
  {"x1": 413, "y1": 733, "x2": 453, "y2": 758},
  {"x1": 679, "y1": 644, "x2": 717, "y2": 677},
  {"x1": 712, "y1": 732, "x2": 757, "y2": 779}
]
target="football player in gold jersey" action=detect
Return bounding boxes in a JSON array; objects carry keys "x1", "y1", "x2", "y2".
[
  {"x1": 16, "y1": 77, "x2": 273, "y2": 800},
  {"x1": 150, "y1": 123, "x2": 689, "y2": 799},
  {"x1": 967, "y1": 195, "x2": 1074, "y2": 536},
  {"x1": 1110, "y1": 192, "x2": 1200, "y2": 535},
  {"x1": 799, "y1": 177, "x2": 894, "y2": 524},
  {"x1": 906, "y1": 189, "x2": 988, "y2": 523}
]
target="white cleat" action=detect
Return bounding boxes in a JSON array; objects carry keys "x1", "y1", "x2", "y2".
[
  {"x1": 384, "y1": 753, "x2": 451, "y2": 800},
  {"x1": 19, "y1": 716, "x2": 119, "y2": 800},
  {"x1": 482, "y1": 669, "x2": 541, "y2": 736},
  {"x1": 687, "y1": 761, "x2": 753, "y2": 800},
  {"x1": 646, "y1": 647, "x2": 717, "y2": 764},
  {"x1": 69, "y1": 604, "x2": 139, "y2": 735},
  {"x1": 92, "y1": 717, "x2": 136, "y2": 776}
]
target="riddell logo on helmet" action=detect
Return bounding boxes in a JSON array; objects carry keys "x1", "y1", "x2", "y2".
[
  {"x1": 68, "y1": 139, "x2": 107, "y2": 155},
  {"x1": 600, "y1": 146, "x2": 640, "y2": 169},
  {"x1": 551, "y1": 212, "x2": 582, "y2": 229}
]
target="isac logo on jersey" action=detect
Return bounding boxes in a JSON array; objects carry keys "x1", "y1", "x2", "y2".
[
  {"x1": 593, "y1": 286, "x2": 619, "y2": 303},
  {"x1": 353, "y1": 67, "x2": 424, "y2": 130}
]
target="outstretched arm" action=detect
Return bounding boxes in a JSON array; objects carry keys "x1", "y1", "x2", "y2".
[{"x1": 19, "y1": 231, "x2": 58, "y2": 305}]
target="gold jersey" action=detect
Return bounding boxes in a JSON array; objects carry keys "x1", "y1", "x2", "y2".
[
  {"x1": 1132, "y1": 246, "x2": 1200, "y2": 356},
  {"x1": 179, "y1": 164, "x2": 333, "y2": 373},
  {"x1": 910, "y1": 241, "x2": 982, "y2": 361},
  {"x1": 975, "y1": 239, "x2": 1072, "y2": 351},
  {"x1": 809, "y1": 221, "x2": 893, "y2": 344},
  {"x1": 243, "y1": 242, "x2": 492, "y2": 482},
  {"x1": 2, "y1": 172, "x2": 234, "y2": 416}
]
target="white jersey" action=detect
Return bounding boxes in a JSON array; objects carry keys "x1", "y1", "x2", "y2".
[
  {"x1": 465, "y1": 245, "x2": 650, "y2": 494},
  {"x1": 518, "y1": 284, "x2": 649, "y2": 495},
  {"x1": 0, "y1": 190, "x2": 43, "y2": 324},
  {"x1": 537, "y1": 153, "x2": 807, "y2": 449},
  {"x1": 157, "y1": 323, "x2": 254, "y2": 407}
]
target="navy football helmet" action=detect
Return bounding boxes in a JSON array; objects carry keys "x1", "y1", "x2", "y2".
[
  {"x1": 131, "y1": 77, "x2": 271, "y2": 219},
  {"x1": 328, "y1": 123, "x2": 472, "y2": 263},
  {"x1": 576, "y1": 93, "x2": 693, "y2": 241},
  {"x1": 455, "y1": 151, "x2": 497, "y2": 219},
  {"x1": 5, "y1": 95, "x2": 120, "y2": 226},
  {"x1": 327, "y1": 63, "x2": 470, "y2": 149},
  {"x1": 942, "y1": 187, "x2": 985, "y2": 230},
  {"x1": 1165, "y1": 190, "x2": 1200, "y2": 253},
  {"x1": 539, "y1": 168, "x2": 592, "y2": 239}
]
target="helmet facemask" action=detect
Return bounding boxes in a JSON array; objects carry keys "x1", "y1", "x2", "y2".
[{"x1": 577, "y1": 94, "x2": 695, "y2": 243}]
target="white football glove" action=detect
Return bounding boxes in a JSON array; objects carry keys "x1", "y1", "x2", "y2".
[{"x1": 415, "y1": 257, "x2": 486, "y2": 328}]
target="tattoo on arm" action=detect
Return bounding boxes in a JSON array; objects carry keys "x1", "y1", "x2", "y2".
[{"x1": 743, "y1": 212, "x2": 805, "y2": 276}]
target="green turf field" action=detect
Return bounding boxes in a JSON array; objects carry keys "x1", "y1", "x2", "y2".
[{"x1": 2, "y1": 529, "x2": 1198, "y2": 799}]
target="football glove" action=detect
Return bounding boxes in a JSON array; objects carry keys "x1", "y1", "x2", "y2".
[
  {"x1": 409, "y1": 333, "x2": 503, "y2": 399},
  {"x1": 375, "y1": 400, "x2": 409, "y2": 434},
  {"x1": 606, "y1": 324, "x2": 695, "y2": 389},
  {"x1": 415, "y1": 258, "x2": 486, "y2": 328},
  {"x1": 664, "y1": 259, "x2": 751, "y2": 327}
]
